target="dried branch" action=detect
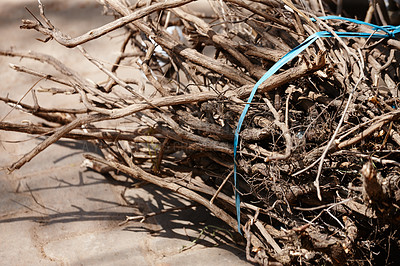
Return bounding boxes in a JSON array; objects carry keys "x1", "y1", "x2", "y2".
[
  {"x1": 2, "y1": 0, "x2": 400, "y2": 264},
  {"x1": 21, "y1": 0, "x2": 194, "y2": 47}
]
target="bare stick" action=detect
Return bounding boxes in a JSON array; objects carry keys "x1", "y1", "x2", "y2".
[
  {"x1": 0, "y1": 121, "x2": 143, "y2": 142},
  {"x1": 337, "y1": 113, "x2": 400, "y2": 149},
  {"x1": 254, "y1": 220, "x2": 282, "y2": 254},
  {"x1": 8, "y1": 113, "x2": 105, "y2": 172},
  {"x1": 314, "y1": 47, "x2": 365, "y2": 200},
  {"x1": 262, "y1": 97, "x2": 292, "y2": 162},
  {"x1": 332, "y1": 150, "x2": 400, "y2": 167},
  {"x1": 139, "y1": 40, "x2": 170, "y2": 96},
  {"x1": 314, "y1": 75, "x2": 363, "y2": 201},
  {"x1": 210, "y1": 170, "x2": 233, "y2": 205},
  {"x1": 157, "y1": 112, "x2": 233, "y2": 154},
  {"x1": 1, "y1": 76, "x2": 46, "y2": 123},
  {"x1": 0, "y1": 95, "x2": 87, "y2": 114},
  {"x1": 0, "y1": 49, "x2": 121, "y2": 107},
  {"x1": 119, "y1": 204, "x2": 196, "y2": 225},
  {"x1": 21, "y1": 0, "x2": 194, "y2": 47},
  {"x1": 9, "y1": 64, "x2": 70, "y2": 86}
]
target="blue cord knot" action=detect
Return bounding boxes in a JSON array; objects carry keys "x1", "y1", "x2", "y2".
[{"x1": 387, "y1": 25, "x2": 400, "y2": 38}]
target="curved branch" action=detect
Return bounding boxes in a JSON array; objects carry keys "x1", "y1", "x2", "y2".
[{"x1": 21, "y1": 0, "x2": 194, "y2": 47}]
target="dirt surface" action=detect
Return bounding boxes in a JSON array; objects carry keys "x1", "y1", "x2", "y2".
[{"x1": 0, "y1": 1, "x2": 251, "y2": 265}]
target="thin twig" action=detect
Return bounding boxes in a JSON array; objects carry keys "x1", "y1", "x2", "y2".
[
  {"x1": 314, "y1": 49, "x2": 365, "y2": 201},
  {"x1": 210, "y1": 170, "x2": 233, "y2": 205},
  {"x1": 1, "y1": 76, "x2": 46, "y2": 123},
  {"x1": 22, "y1": 0, "x2": 194, "y2": 47},
  {"x1": 119, "y1": 204, "x2": 197, "y2": 225}
]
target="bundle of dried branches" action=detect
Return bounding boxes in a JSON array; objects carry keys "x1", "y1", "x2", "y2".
[{"x1": 1, "y1": 0, "x2": 400, "y2": 264}]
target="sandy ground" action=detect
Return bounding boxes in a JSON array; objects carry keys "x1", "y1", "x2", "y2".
[{"x1": 0, "y1": 1, "x2": 251, "y2": 265}]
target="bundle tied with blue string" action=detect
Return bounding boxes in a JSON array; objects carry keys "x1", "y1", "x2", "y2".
[
  {"x1": 3, "y1": 0, "x2": 400, "y2": 264},
  {"x1": 227, "y1": 4, "x2": 400, "y2": 263},
  {"x1": 233, "y1": 15, "x2": 400, "y2": 234}
]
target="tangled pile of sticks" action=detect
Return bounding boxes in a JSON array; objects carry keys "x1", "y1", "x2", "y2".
[{"x1": 1, "y1": 0, "x2": 400, "y2": 264}]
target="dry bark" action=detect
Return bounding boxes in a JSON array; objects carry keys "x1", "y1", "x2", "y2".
[{"x1": 1, "y1": 0, "x2": 400, "y2": 265}]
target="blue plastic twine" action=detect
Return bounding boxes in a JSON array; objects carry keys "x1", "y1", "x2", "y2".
[{"x1": 233, "y1": 16, "x2": 399, "y2": 234}]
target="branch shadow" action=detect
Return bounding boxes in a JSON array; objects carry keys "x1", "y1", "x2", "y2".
[
  {"x1": 120, "y1": 184, "x2": 248, "y2": 260},
  {"x1": 0, "y1": 161, "x2": 250, "y2": 264}
]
